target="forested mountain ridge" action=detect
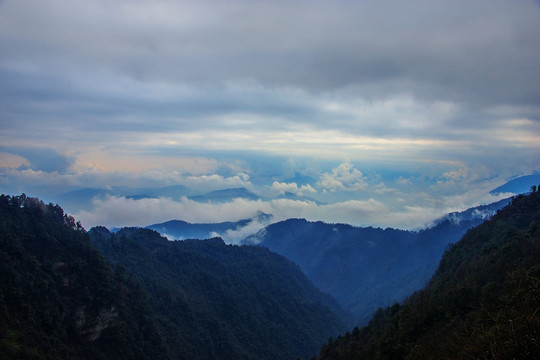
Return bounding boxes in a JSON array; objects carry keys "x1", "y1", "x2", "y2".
[
  {"x1": 146, "y1": 211, "x2": 272, "y2": 240},
  {"x1": 0, "y1": 194, "x2": 348, "y2": 359},
  {"x1": 89, "y1": 226, "x2": 349, "y2": 359},
  {"x1": 244, "y1": 199, "x2": 511, "y2": 325},
  {"x1": 0, "y1": 194, "x2": 166, "y2": 359},
  {"x1": 316, "y1": 190, "x2": 540, "y2": 360}
]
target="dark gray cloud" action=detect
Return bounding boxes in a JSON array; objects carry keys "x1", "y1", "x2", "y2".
[
  {"x1": 0, "y1": 146, "x2": 75, "y2": 173},
  {"x1": 2, "y1": 1, "x2": 539, "y2": 105},
  {"x1": 0, "y1": 0, "x2": 539, "y2": 228}
]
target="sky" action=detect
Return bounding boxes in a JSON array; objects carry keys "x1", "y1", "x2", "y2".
[{"x1": 1, "y1": 0, "x2": 539, "y2": 234}]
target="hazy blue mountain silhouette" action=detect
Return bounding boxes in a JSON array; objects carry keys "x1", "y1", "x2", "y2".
[
  {"x1": 490, "y1": 173, "x2": 540, "y2": 195},
  {"x1": 188, "y1": 187, "x2": 261, "y2": 202},
  {"x1": 147, "y1": 211, "x2": 272, "y2": 240},
  {"x1": 244, "y1": 198, "x2": 512, "y2": 325},
  {"x1": 317, "y1": 191, "x2": 540, "y2": 360},
  {"x1": 276, "y1": 191, "x2": 326, "y2": 205},
  {"x1": 54, "y1": 185, "x2": 191, "y2": 211}
]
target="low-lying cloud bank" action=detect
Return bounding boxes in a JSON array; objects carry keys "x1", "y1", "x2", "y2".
[{"x1": 74, "y1": 190, "x2": 511, "y2": 244}]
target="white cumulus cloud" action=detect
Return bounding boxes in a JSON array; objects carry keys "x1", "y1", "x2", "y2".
[
  {"x1": 271, "y1": 181, "x2": 316, "y2": 196},
  {"x1": 318, "y1": 162, "x2": 369, "y2": 192}
]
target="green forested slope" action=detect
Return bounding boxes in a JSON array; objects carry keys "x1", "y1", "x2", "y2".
[
  {"x1": 0, "y1": 194, "x2": 347, "y2": 359},
  {"x1": 90, "y1": 227, "x2": 348, "y2": 360},
  {"x1": 0, "y1": 194, "x2": 165, "y2": 359},
  {"x1": 316, "y1": 190, "x2": 540, "y2": 360}
]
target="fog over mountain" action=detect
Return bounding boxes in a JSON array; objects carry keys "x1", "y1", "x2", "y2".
[
  {"x1": 316, "y1": 189, "x2": 540, "y2": 360},
  {"x1": 242, "y1": 198, "x2": 513, "y2": 324},
  {"x1": 146, "y1": 211, "x2": 273, "y2": 243}
]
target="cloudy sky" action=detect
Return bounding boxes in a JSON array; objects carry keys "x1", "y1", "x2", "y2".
[{"x1": 1, "y1": 0, "x2": 539, "y2": 232}]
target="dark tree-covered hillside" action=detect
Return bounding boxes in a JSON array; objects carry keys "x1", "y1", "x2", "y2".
[
  {"x1": 316, "y1": 190, "x2": 540, "y2": 360},
  {"x1": 89, "y1": 226, "x2": 348, "y2": 360},
  {"x1": 0, "y1": 194, "x2": 165, "y2": 360},
  {"x1": 0, "y1": 194, "x2": 349, "y2": 359}
]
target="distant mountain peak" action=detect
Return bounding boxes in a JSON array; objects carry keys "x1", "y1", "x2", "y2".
[
  {"x1": 188, "y1": 187, "x2": 260, "y2": 203},
  {"x1": 254, "y1": 210, "x2": 273, "y2": 222},
  {"x1": 490, "y1": 173, "x2": 540, "y2": 195},
  {"x1": 434, "y1": 197, "x2": 511, "y2": 225},
  {"x1": 146, "y1": 211, "x2": 274, "y2": 241},
  {"x1": 277, "y1": 191, "x2": 326, "y2": 205},
  {"x1": 281, "y1": 172, "x2": 317, "y2": 186}
]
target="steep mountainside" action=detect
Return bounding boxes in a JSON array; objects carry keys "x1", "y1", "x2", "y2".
[
  {"x1": 0, "y1": 194, "x2": 348, "y2": 359},
  {"x1": 316, "y1": 190, "x2": 540, "y2": 360},
  {"x1": 245, "y1": 200, "x2": 510, "y2": 324},
  {"x1": 89, "y1": 226, "x2": 348, "y2": 360},
  {"x1": 0, "y1": 194, "x2": 165, "y2": 360}
]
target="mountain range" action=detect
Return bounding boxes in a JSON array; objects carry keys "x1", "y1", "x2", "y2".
[
  {"x1": 316, "y1": 189, "x2": 540, "y2": 359},
  {"x1": 1, "y1": 175, "x2": 539, "y2": 359},
  {"x1": 51, "y1": 185, "x2": 324, "y2": 216},
  {"x1": 147, "y1": 197, "x2": 514, "y2": 325},
  {"x1": 130, "y1": 178, "x2": 528, "y2": 327},
  {"x1": 0, "y1": 194, "x2": 347, "y2": 360},
  {"x1": 52, "y1": 185, "x2": 191, "y2": 212},
  {"x1": 146, "y1": 211, "x2": 272, "y2": 240},
  {"x1": 187, "y1": 187, "x2": 261, "y2": 203},
  {"x1": 243, "y1": 198, "x2": 512, "y2": 325}
]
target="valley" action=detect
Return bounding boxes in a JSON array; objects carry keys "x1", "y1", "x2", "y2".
[{"x1": 0, "y1": 181, "x2": 538, "y2": 359}]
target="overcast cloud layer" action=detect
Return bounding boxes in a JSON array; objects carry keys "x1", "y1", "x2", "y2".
[{"x1": 1, "y1": 0, "x2": 539, "y2": 233}]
